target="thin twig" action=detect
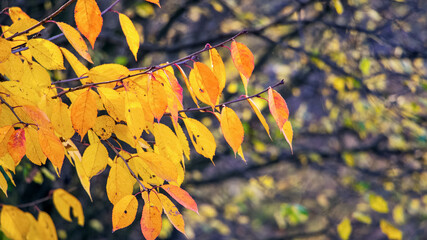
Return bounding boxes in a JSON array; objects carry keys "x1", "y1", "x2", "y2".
[
  {"x1": 6, "y1": 0, "x2": 77, "y2": 40},
  {"x1": 15, "y1": 195, "x2": 51, "y2": 208},
  {"x1": 51, "y1": 30, "x2": 247, "y2": 97},
  {"x1": 0, "y1": 96, "x2": 25, "y2": 123},
  {"x1": 105, "y1": 140, "x2": 147, "y2": 191}
]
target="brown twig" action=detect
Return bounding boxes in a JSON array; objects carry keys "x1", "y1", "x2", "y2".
[
  {"x1": 105, "y1": 140, "x2": 147, "y2": 191},
  {"x1": 0, "y1": 95, "x2": 31, "y2": 127},
  {"x1": 51, "y1": 30, "x2": 247, "y2": 98},
  {"x1": 6, "y1": 0, "x2": 77, "y2": 40}
]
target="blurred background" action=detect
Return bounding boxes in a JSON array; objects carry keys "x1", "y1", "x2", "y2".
[{"x1": 1, "y1": 0, "x2": 427, "y2": 239}]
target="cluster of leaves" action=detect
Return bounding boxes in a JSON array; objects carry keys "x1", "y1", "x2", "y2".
[{"x1": 0, "y1": 0, "x2": 292, "y2": 239}]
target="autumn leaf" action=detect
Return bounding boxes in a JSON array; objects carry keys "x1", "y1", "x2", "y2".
[
  {"x1": 51, "y1": 100, "x2": 75, "y2": 140},
  {"x1": 141, "y1": 193, "x2": 162, "y2": 240},
  {"x1": 37, "y1": 211, "x2": 58, "y2": 240},
  {"x1": 161, "y1": 184, "x2": 198, "y2": 213},
  {"x1": 189, "y1": 62, "x2": 220, "y2": 108},
  {"x1": 27, "y1": 38, "x2": 65, "y2": 70},
  {"x1": 56, "y1": 22, "x2": 93, "y2": 63},
  {"x1": 112, "y1": 195, "x2": 138, "y2": 232},
  {"x1": 38, "y1": 128, "x2": 65, "y2": 172},
  {"x1": 0, "y1": 172, "x2": 8, "y2": 197},
  {"x1": 246, "y1": 98, "x2": 271, "y2": 139},
  {"x1": 82, "y1": 142, "x2": 108, "y2": 178},
  {"x1": 0, "y1": 38, "x2": 11, "y2": 63},
  {"x1": 230, "y1": 41, "x2": 254, "y2": 93},
  {"x1": 25, "y1": 127, "x2": 46, "y2": 165},
  {"x1": 145, "y1": 0, "x2": 161, "y2": 8},
  {"x1": 53, "y1": 188, "x2": 84, "y2": 226},
  {"x1": 0, "y1": 126, "x2": 14, "y2": 158},
  {"x1": 209, "y1": 48, "x2": 226, "y2": 96},
  {"x1": 282, "y1": 121, "x2": 293, "y2": 153},
  {"x1": 98, "y1": 87, "x2": 126, "y2": 122},
  {"x1": 60, "y1": 47, "x2": 89, "y2": 78},
  {"x1": 106, "y1": 160, "x2": 135, "y2": 205},
  {"x1": 0, "y1": 205, "x2": 30, "y2": 239},
  {"x1": 75, "y1": 0, "x2": 103, "y2": 48},
  {"x1": 92, "y1": 115, "x2": 115, "y2": 140},
  {"x1": 8, "y1": 7, "x2": 30, "y2": 22},
  {"x1": 220, "y1": 106, "x2": 244, "y2": 155},
  {"x1": 183, "y1": 118, "x2": 216, "y2": 161},
  {"x1": 70, "y1": 89, "x2": 98, "y2": 139},
  {"x1": 124, "y1": 91, "x2": 145, "y2": 141},
  {"x1": 380, "y1": 219, "x2": 402, "y2": 240},
  {"x1": 153, "y1": 123, "x2": 183, "y2": 164},
  {"x1": 139, "y1": 152, "x2": 178, "y2": 182},
  {"x1": 176, "y1": 64, "x2": 199, "y2": 107},
  {"x1": 7, "y1": 128, "x2": 26, "y2": 165},
  {"x1": 369, "y1": 194, "x2": 389, "y2": 213},
  {"x1": 118, "y1": 13, "x2": 140, "y2": 61},
  {"x1": 268, "y1": 88, "x2": 289, "y2": 130},
  {"x1": 148, "y1": 76, "x2": 168, "y2": 122},
  {"x1": 158, "y1": 193, "x2": 186, "y2": 235},
  {"x1": 337, "y1": 217, "x2": 352, "y2": 240}
]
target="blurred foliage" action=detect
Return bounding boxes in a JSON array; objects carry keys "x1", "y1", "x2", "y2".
[{"x1": 1, "y1": 0, "x2": 427, "y2": 239}]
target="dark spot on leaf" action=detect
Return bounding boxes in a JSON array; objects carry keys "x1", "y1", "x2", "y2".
[
  {"x1": 201, "y1": 147, "x2": 204, "y2": 151},
  {"x1": 124, "y1": 210, "x2": 127, "y2": 214},
  {"x1": 133, "y1": 136, "x2": 137, "y2": 140},
  {"x1": 197, "y1": 135, "x2": 200, "y2": 137}
]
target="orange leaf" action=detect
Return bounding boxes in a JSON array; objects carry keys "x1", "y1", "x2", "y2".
[
  {"x1": 118, "y1": 13, "x2": 140, "y2": 61},
  {"x1": 148, "y1": 75, "x2": 168, "y2": 122},
  {"x1": 0, "y1": 126, "x2": 14, "y2": 158},
  {"x1": 75, "y1": 0, "x2": 103, "y2": 48},
  {"x1": 56, "y1": 22, "x2": 93, "y2": 63},
  {"x1": 246, "y1": 98, "x2": 271, "y2": 139},
  {"x1": 112, "y1": 195, "x2": 138, "y2": 232},
  {"x1": 161, "y1": 184, "x2": 198, "y2": 213},
  {"x1": 158, "y1": 193, "x2": 186, "y2": 235},
  {"x1": 38, "y1": 128, "x2": 64, "y2": 172},
  {"x1": 70, "y1": 89, "x2": 98, "y2": 139},
  {"x1": 268, "y1": 88, "x2": 289, "y2": 129},
  {"x1": 220, "y1": 106, "x2": 244, "y2": 155},
  {"x1": 145, "y1": 0, "x2": 161, "y2": 7},
  {"x1": 189, "y1": 62, "x2": 219, "y2": 108},
  {"x1": 176, "y1": 64, "x2": 199, "y2": 107},
  {"x1": 8, "y1": 7, "x2": 30, "y2": 22},
  {"x1": 141, "y1": 193, "x2": 162, "y2": 240},
  {"x1": 209, "y1": 48, "x2": 226, "y2": 96},
  {"x1": 230, "y1": 41, "x2": 254, "y2": 93},
  {"x1": 282, "y1": 121, "x2": 293, "y2": 153},
  {"x1": 7, "y1": 129, "x2": 26, "y2": 165}
]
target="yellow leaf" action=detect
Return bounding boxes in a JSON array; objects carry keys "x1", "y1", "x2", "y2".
[
  {"x1": 0, "y1": 172, "x2": 8, "y2": 197},
  {"x1": 88, "y1": 64, "x2": 129, "y2": 85},
  {"x1": 146, "y1": 0, "x2": 161, "y2": 7},
  {"x1": 112, "y1": 195, "x2": 138, "y2": 232},
  {"x1": 380, "y1": 219, "x2": 402, "y2": 240},
  {"x1": 21, "y1": 61, "x2": 51, "y2": 88},
  {"x1": 118, "y1": 13, "x2": 140, "y2": 61},
  {"x1": 139, "y1": 152, "x2": 178, "y2": 182},
  {"x1": 337, "y1": 217, "x2": 352, "y2": 240},
  {"x1": 0, "y1": 154, "x2": 15, "y2": 173},
  {"x1": 0, "y1": 53, "x2": 25, "y2": 81},
  {"x1": 176, "y1": 64, "x2": 199, "y2": 107},
  {"x1": 7, "y1": 128, "x2": 26, "y2": 165},
  {"x1": 0, "y1": 38, "x2": 11, "y2": 63},
  {"x1": 220, "y1": 106, "x2": 244, "y2": 155},
  {"x1": 129, "y1": 156, "x2": 164, "y2": 186},
  {"x1": 7, "y1": 18, "x2": 44, "y2": 36},
  {"x1": 124, "y1": 91, "x2": 145, "y2": 141},
  {"x1": 38, "y1": 128, "x2": 65, "y2": 172},
  {"x1": 113, "y1": 124, "x2": 137, "y2": 147},
  {"x1": 282, "y1": 120, "x2": 293, "y2": 153},
  {"x1": 53, "y1": 188, "x2": 84, "y2": 226},
  {"x1": 106, "y1": 160, "x2": 135, "y2": 205},
  {"x1": 393, "y1": 205, "x2": 405, "y2": 225},
  {"x1": 92, "y1": 115, "x2": 115, "y2": 140},
  {"x1": 56, "y1": 22, "x2": 93, "y2": 63},
  {"x1": 37, "y1": 211, "x2": 57, "y2": 240},
  {"x1": 51, "y1": 100, "x2": 75, "y2": 140},
  {"x1": 64, "y1": 139, "x2": 92, "y2": 200},
  {"x1": 183, "y1": 118, "x2": 216, "y2": 161},
  {"x1": 98, "y1": 87, "x2": 126, "y2": 122},
  {"x1": 189, "y1": 62, "x2": 220, "y2": 108},
  {"x1": 75, "y1": 0, "x2": 103, "y2": 48},
  {"x1": 172, "y1": 121, "x2": 190, "y2": 160},
  {"x1": 333, "y1": 0, "x2": 344, "y2": 14},
  {"x1": 27, "y1": 38, "x2": 64, "y2": 70},
  {"x1": 0, "y1": 125, "x2": 14, "y2": 158},
  {"x1": 369, "y1": 194, "x2": 389, "y2": 213},
  {"x1": 82, "y1": 142, "x2": 108, "y2": 178},
  {"x1": 70, "y1": 89, "x2": 98, "y2": 139},
  {"x1": 0, "y1": 205, "x2": 31, "y2": 239},
  {"x1": 209, "y1": 48, "x2": 226, "y2": 96},
  {"x1": 246, "y1": 97, "x2": 271, "y2": 139},
  {"x1": 60, "y1": 47, "x2": 89, "y2": 78},
  {"x1": 153, "y1": 123, "x2": 183, "y2": 164},
  {"x1": 8, "y1": 7, "x2": 30, "y2": 22},
  {"x1": 158, "y1": 193, "x2": 186, "y2": 235},
  {"x1": 25, "y1": 127, "x2": 46, "y2": 165}
]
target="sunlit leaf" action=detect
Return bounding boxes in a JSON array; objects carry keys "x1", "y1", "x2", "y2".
[
  {"x1": 82, "y1": 142, "x2": 108, "y2": 178},
  {"x1": 246, "y1": 98, "x2": 271, "y2": 139},
  {"x1": 118, "y1": 13, "x2": 140, "y2": 60},
  {"x1": 7, "y1": 128, "x2": 26, "y2": 165},
  {"x1": 0, "y1": 172, "x2": 8, "y2": 197},
  {"x1": 146, "y1": 0, "x2": 161, "y2": 8},
  {"x1": 141, "y1": 192, "x2": 162, "y2": 240},
  {"x1": 176, "y1": 64, "x2": 199, "y2": 107},
  {"x1": 369, "y1": 194, "x2": 389, "y2": 213},
  {"x1": 230, "y1": 41, "x2": 254, "y2": 93},
  {"x1": 106, "y1": 160, "x2": 135, "y2": 205},
  {"x1": 37, "y1": 211, "x2": 57, "y2": 240},
  {"x1": 189, "y1": 62, "x2": 220, "y2": 108},
  {"x1": 268, "y1": 88, "x2": 289, "y2": 129},
  {"x1": 24, "y1": 127, "x2": 46, "y2": 165},
  {"x1": 70, "y1": 89, "x2": 98, "y2": 139},
  {"x1": 282, "y1": 120, "x2": 293, "y2": 153},
  {"x1": 158, "y1": 193, "x2": 186, "y2": 235},
  {"x1": 112, "y1": 195, "x2": 138, "y2": 232},
  {"x1": 209, "y1": 48, "x2": 226, "y2": 96},
  {"x1": 8, "y1": 7, "x2": 30, "y2": 22},
  {"x1": 53, "y1": 188, "x2": 84, "y2": 226},
  {"x1": 153, "y1": 123, "x2": 183, "y2": 164},
  {"x1": 0, "y1": 205, "x2": 31, "y2": 239},
  {"x1": 88, "y1": 64, "x2": 129, "y2": 85},
  {"x1": 161, "y1": 184, "x2": 198, "y2": 213},
  {"x1": 139, "y1": 152, "x2": 178, "y2": 182},
  {"x1": 75, "y1": 0, "x2": 103, "y2": 48},
  {"x1": 148, "y1": 76, "x2": 168, "y2": 122},
  {"x1": 98, "y1": 87, "x2": 126, "y2": 122},
  {"x1": 51, "y1": 100, "x2": 75, "y2": 140},
  {"x1": 0, "y1": 38, "x2": 11, "y2": 63},
  {"x1": 92, "y1": 115, "x2": 115, "y2": 140},
  {"x1": 60, "y1": 47, "x2": 89, "y2": 78},
  {"x1": 337, "y1": 217, "x2": 352, "y2": 240},
  {"x1": 56, "y1": 22, "x2": 93, "y2": 63},
  {"x1": 0, "y1": 126, "x2": 14, "y2": 158},
  {"x1": 220, "y1": 106, "x2": 244, "y2": 155},
  {"x1": 38, "y1": 128, "x2": 64, "y2": 172},
  {"x1": 27, "y1": 38, "x2": 65, "y2": 70},
  {"x1": 124, "y1": 91, "x2": 145, "y2": 141},
  {"x1": 183, "y1": 118, "x2": 216, "y2": 161}
]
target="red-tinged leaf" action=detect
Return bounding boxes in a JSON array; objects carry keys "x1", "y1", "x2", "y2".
[
  {"x1": 176, "y1": 64, "x2": 199, "y2": 107},
  {"x1": 161, "y1": 184, "x2": 198, "y2": 214},
  {"x1": 268, "y1": 88, "x2": 289, "y2": 129},
  {"x1": 246, "y1": 98, "x2": 271, "y2": 139},
  {"x1": 148, "y1": 76, "x2": 168, "y2": 122},
  {"x1": 141, "y1": 194, "x2": 162, "y2": 240},
  {"x1": 75, "y1": 0, "x2": 103, "y2": 48},
  {"x1": 7, "y1": 129, "x2": 26, "y2": 165},
  {"x1": 209, "y1": 48, "x2": 226, "y2": 96},
  {"x1": 220, "y1": 106, "x2": 244, "y2": 155},
  {"x1": 189, "y1": 62, "x2": 220, "y2": 108},
  {"x1": 112, "y1": 195, "x2": 138, "y2": 232},
  {"x1": 70, "y1": 89, "x2": 98, "y2": 139},
  {"x1": 230, "y1": 41, "x2": 254, "y2": 92},
  {"x1": 158, "y1": 193, "x2": 186, "y2": 235},
  {"x1": 118, "y1": 13, "x2": 140, "y2": 61},
  {"x1": 162, "y1": 70, "x2": 183, "y2": 104},
  {"x1": 38, "y1": 128, "x2": 64, "y2": 172},
  {"x1": 282, "y1": 121, "x2": 293, "y2": 153},
  {"x1": 56, "y1": 22, "x2": 93, "y2": 63},
  {"x1": 21, "y1": 105, "x2": 52, "y2": 130},
  {"x1": 146, "y1": 0, "x2": 161, "y2": 7},
  {"x1": 0, "y1": 126, "x2": 14, "y2": 158}
]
